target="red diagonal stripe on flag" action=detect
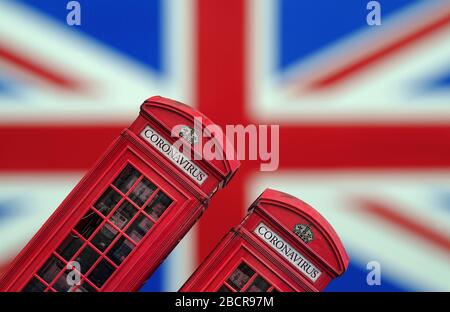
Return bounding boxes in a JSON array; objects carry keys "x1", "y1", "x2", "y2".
[
  {"x1": 0, "y1": 43, "x2": 83, "y2": 91},
  {"x1": 356, "y1": 198, "x2": 450, "y2": 253},
  {"x1": 308, "y1": 10, "x2": 450, "y2": 90}
]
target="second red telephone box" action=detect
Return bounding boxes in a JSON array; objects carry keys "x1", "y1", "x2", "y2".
[
  {"x1": 180, "y1": 189, "x2": 349, "y2": 292},
  {"x1": 0, "y1": 96, "x2": 239, "y2": 292}
]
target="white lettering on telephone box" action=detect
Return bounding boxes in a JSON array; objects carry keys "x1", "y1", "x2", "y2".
[
  {"x1": 140, "y1": 125, "x2": 208, "y2": 185},
  {"x1": 254, "y1": 222, "x2": 322, "y2": 282}
]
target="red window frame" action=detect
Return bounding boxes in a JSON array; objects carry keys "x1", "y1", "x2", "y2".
[
  {"x1": 208, "y1": 246, "x2": 295, "y2": 292},
  {"x1": 21, "y1": 147, "x2": 188, "y2": 292},
  {"x1": 218, "y1": 261, "x2": 277, "y2": 292}
]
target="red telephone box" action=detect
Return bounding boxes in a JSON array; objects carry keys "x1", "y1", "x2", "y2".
[
  {"x1": 180, "y1": 189, "x2": 349, "y2": 292},
  {"x1": 0, "y1": 96, "x2": 239, "y2": 292}
]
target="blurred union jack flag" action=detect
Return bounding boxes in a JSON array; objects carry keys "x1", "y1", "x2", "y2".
[{"x1": 0, "y1": 0, "x2": 449, "y2": 291}]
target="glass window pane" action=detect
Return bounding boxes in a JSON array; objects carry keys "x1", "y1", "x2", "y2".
[
  {"x1": 227, "y1": 262, "x2": 255, "y2": 291},
  {"x1": 94, "y1": 187, "x2": 121, "y2": 216},
  {"x1": 74, "y1": 210, "x2": 103, "y2": 239},
  {"x1": 76, "y1": 281, "x2": 97, "y2": 292},
  {"x1": 125, "y1": 214, "x2": 153, "y2": 243},
  {"x1": 107, "y1": 237, "x2": 135, "y2": 265},
  {"x1": 52, "y1": 271, "x2": 72, "y2": 292},
  {"x1": 56, "y1": 233, "x2": 83, "y2": 261},
  {"x1": 245, "y1": 275, "x2": 271, "y2": 292},
  {"x1": 88, "y1": 259, "x2": 115, "y2": 288},
  {"x1": 128, "y1": 178, "x2": 156, "y2": 207},
  {"x1": 37, "y1": 256, "x2": 65, "y2": 284},
  {"x1": 218, "y1": 285, "x2": 232, "y2": 292},
  {"x1": 113, "y1": 164, "x2": 140, "y2": 193},
  {"x1": 22, "y1": 277, "x2": 46, "y2": 292},
  {"x1": 109, "y1": 201, "x2": 137, "y2": 229},
  {"x1": 91, "y1": 223, "x2": 119, "y2": 252},
  {"x1": 144, "y1": 191, "x2": 173, "y2": 220},
  {"x1": 74, "y1": 246, "x2": 100, "y2": 274}
]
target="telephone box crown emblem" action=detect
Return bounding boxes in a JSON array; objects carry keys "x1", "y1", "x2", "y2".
[
  {"x1": 179, "y1": 125, "x2": 200, "y2": 145},
  {"x1": 294, "y1": 224, "x2": 314, "y2": 244}
]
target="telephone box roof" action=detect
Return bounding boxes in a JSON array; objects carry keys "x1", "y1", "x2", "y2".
[
  {"x1": 252, "y1": 188, "x2": 349, "y2": 275},
  {"x1": 140, "y1": 96, "x2": 240, "y2": 185}
]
